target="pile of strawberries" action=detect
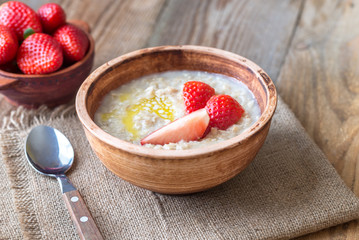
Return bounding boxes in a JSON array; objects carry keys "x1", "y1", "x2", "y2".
[
  {"x1": 0, "y1": 1, "x2": 89, "y2": 74},
  {"x1": 141, "y1": 81, "x2": 245, "y2": 145}
]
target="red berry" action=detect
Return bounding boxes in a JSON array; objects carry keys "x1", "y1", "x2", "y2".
[
  {"x1": 205, "y1": 95, "x2": 245, "y2": 130},
  {"x1": 141, "y1": 108, "x2": 210, "y2": 145},
  {"x1": 0, "y1": 25, "x2": 18, "y2": 65},
  {"x1": 37, "y1": 3, "x2": 66, "y2": 33},
  {"x1": 53, "y1": 24, "x2": 89, "y2": 62},
  {"x1": 0, "y1": 1, "x2": 42, "y2": 40},
  {"x1": 183, "y1": 81, "x2": 215, "y2": 114},
  {"x1": 17, "y1": 33, "x2": 63, "y2": 74}
]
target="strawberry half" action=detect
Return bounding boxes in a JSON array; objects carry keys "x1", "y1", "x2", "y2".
[
  {"x1": 183, "y1": 81, "x2": 215, "y2": 114},
  {"x1": 37, "y1": 3, "x2": 66, "y2": 33},
  {"x1": 0, "y1": 25, "x2": 18, "y2": 65},
  {"x1": 53, "y1": 24, "x2": 89, "y2": 62},
  {"x1": 0, "y1": 1, "x2": 42, "y2": 40},
  {"x1": 205, "y1": 95, "x2": 244, "y2": 130},
  {"x1": 17, "y1": 33, "x2": 63, "y2": 74},
  {"x1": 141, "y1": 108, "x2": 210, "y2": 145}
]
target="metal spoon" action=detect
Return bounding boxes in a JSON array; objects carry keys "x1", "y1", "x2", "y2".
[{"x1": 25, "y1": 125, "x2": 103, "y2": 240}]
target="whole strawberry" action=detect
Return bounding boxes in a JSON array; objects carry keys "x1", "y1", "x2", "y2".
[
  {"x1": 0, "y1": 1, "x2": 42, "y2": 40},
  {"x1": 0, "y1": 25, "x2": 18, "y2": 65},
  {"x1": 183, "y1": 81, "x2": 215, "y2": 114},
  {"x1": 17, "y1": 33, "x2": 63, "y2": 74},
  {"x1": 53, "y1": 24, "x2": 89, "y2": 62},
  {"x1": 205, "y1": 95, "x2": 244, "y2": 130},
  {"x1": 37, "y1": 3, "x2": 66, "y2": 33}
]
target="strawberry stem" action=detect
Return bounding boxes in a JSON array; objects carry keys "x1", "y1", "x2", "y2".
[{"x1": 23, "y1": 28, "x2": 35, "y2": 40}]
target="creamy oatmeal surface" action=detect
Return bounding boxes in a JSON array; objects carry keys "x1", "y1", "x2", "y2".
[{"x1": 94, "y1": 70, "x2": 261, "y2": 150}]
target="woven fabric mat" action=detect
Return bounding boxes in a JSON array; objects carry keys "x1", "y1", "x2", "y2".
[{"x1": 1, "y1": 97, "x2": 359, "y2": 240}]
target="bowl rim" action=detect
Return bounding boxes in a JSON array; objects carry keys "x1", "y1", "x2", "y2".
[
  {"x1": 0, "y1": 27, "x2": 95, "y2": 79},
  {"x1": 76, "y1": 45, "x2": 277, "y2": 159}
]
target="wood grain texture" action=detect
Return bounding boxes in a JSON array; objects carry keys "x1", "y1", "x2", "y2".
[
  {"x1": 147, "y1": 0, "x2": 304, "y2": 81},
  {"x1": 277, "y1": 0, "x2": 359, "y2": 239}
]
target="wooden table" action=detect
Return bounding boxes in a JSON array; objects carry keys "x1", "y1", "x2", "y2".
[{"x1": 1, "y1": 0, "x2": 358, "y2": 239}]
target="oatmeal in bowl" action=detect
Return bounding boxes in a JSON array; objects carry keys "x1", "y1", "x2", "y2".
[
  {"x1": 76, "y1": 45, "x2": 277, "y2": 194},
  {"x1": 94, "y1": 70, "x2": 261, "y2": 150}
]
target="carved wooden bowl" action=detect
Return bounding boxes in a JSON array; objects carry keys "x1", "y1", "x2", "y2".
[
  {"x1": 76, "y1": 45, "x2": 277, "y2": 194},
  {"x1": 0, "y1": 20, "x2": 95, "y2": 108}
]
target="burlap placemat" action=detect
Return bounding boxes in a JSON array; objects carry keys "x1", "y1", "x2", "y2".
[{"x1": 1, "y1": 97, "x2": 359, "y2": 240}]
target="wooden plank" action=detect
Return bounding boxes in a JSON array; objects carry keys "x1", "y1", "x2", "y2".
[
  {"x1": 147, "y1": 0, "x2": 304, "y2": 81},
  {"x1": 277, "y1": 0, "x2": 359, "y2": 239},
  {"x1": 31, "y1": 0, "x2": 166, "y2": 68}
]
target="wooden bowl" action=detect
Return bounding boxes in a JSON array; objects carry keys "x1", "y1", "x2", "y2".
[
  {"x1": 0, "y1": 20, "x2": 95, "y2": 108},
  {"x1": 76, "y1": 45, "x2": 277, "y2": 194}
]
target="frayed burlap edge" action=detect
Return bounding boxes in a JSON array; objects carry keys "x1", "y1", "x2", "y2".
[
  {"x1": 1, "y1": 105, "x2": 75, "y2": 131},
  {"x1": 0, "y1": 105, "x2": 76, "y2": 240}
]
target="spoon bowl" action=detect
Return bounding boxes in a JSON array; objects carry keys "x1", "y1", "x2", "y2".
[{"x1": 25, "y1": 125, "x2": 74, "y2": 177}]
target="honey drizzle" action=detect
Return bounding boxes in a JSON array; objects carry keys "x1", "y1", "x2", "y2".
[{"x1": 101, "y1": 95, "x2": 174, "y2": 140}]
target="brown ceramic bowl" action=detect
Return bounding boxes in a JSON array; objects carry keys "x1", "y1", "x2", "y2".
[
  {"x1": 76, "y1": 45, "x2": 277, "y2": 194},
  {"x1": 0, "y1": 20, "x2": 95, "y2": 108}
]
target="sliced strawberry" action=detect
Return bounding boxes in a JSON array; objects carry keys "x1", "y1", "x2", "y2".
[
  {"x1": 183, "y1": 81, "x2": 215, "y2": 114},
  {"x1": 141, "y1": 108, "x2": 210, "y2": 145},
  {"x1": 0, "y1": 1, "x2": 42, "y2": 40},
  {"x1": 205, "y1": 95, "x2": 244, "y2": 130},
  {"x1": 37, "y1": 3, "x2": 66, "y2": 33},
  {"x1": 0, "y1": 25, "x2": 18, "y2": 65}
]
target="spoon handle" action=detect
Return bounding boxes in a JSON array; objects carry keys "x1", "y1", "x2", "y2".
[{"x1": 63, "y1": 190, "x2": 104, "y2": 240}]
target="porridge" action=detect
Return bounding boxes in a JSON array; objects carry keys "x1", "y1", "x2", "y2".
[{"x1": 94, "y1": 70, "x2": 261, "y2": 150}]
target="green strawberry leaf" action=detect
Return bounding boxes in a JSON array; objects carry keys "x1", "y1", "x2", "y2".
[{"x1": 23, "y1": 28, "x2": 35, "y2": 40}]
